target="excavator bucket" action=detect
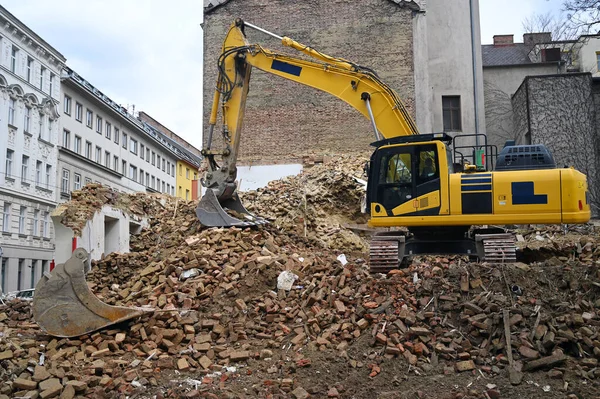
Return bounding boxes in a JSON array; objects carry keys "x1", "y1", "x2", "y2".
[
  {"x1": 196, "y1": 189, "x2": 268, "y2": 227},
  {"x1": 33, "y1": 248, "x2": 152, "y2": 338}
]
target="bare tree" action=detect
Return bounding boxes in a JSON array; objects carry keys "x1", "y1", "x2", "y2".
[
  {"x1": 563, "y1": 0, "x2": 600, "y2": 34},
  {"x1": 522, "y1": 11, "x2": 576, "y2": 40}
]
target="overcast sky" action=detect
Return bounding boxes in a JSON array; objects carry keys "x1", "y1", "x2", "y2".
[{"x1": 2, "y1": 0, "x2": 566, "y2": 149}]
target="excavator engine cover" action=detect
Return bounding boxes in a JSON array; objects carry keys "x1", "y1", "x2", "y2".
[
  {"x1": 196, "y1": 189, "x2": 268, "y2": 227},
  {"x1": 33, "y1": 248, "x2": 152, "y2": 338}
]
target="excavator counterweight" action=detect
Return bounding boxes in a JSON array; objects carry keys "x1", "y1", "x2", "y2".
[{"x1": 33, "y1": 248, "x2": 152, "y2": 338}]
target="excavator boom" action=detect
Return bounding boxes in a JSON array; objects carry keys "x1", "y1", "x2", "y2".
[{"x1": 198, "y1": 19, "x2": 418, "y2": 227}]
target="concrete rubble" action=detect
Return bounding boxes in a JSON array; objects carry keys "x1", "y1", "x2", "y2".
[{"x1": 1, "y1": 160, "x2": 600, "y2": 398}]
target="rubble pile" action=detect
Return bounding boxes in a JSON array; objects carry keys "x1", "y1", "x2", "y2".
[
  {"x1": 53, "y1": 184, "x2": 169, "y2": 236},
  {"x1": 1, "y1": 177, "x2": 600, "y2": 397},
  {"x1": 241, "y1": 156, "x2": 369, "y2": 252}
]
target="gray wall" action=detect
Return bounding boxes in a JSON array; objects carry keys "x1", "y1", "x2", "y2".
[
  {"x1": 484, "y1": 64, "x2": 559, "y2": 149},
  {"x1": 513, "y1": 74, "x2": 600, "y2": 210}
]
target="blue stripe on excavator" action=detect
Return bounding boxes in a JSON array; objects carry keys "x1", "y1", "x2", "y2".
[{"x1": 271, "y1": 60, "x2": 302, "y2": 76}]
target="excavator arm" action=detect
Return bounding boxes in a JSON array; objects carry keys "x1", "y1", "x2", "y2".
[{"x1": 199, "y1": 18, "x2": 419, "y2": 227}]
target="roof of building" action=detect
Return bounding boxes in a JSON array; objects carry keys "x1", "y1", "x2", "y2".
[
  {"x1": 204, "y1": 0, "x2": 423, "y2": 13},
  {"x1": 62, "y1": 67, "x2": 201, "y2": 168},
  {"x1": 482, "y1": 43, "x2": 534, "y2": 67}
]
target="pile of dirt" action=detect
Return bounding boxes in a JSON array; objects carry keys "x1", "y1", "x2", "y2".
[{"x1": 241, "y1": 155, "x2": 369, "y2": 252}]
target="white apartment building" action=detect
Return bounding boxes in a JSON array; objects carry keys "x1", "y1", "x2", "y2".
[
  {"x1": 0, "y1": 5, "x2": 65, "y2": 293},
  {"x1": 58, "y1": 67, "x2": 180, "y2": 200}
]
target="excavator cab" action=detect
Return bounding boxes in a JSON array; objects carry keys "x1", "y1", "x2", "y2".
[{"x1": 368, "y1": 134, "x2": 450, "y2": 219}]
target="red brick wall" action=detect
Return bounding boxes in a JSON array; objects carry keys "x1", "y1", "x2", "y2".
[{"x1": 203, "y1": 0, "x2": 415, "y2": 164}]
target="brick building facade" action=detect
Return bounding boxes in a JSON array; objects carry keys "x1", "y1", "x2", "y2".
[{"x1": 203, "y1": 0, "x2": 417, "y2": 163}]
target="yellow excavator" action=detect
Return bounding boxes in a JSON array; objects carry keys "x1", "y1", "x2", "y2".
[
  {"x1": 197, "y1": 18, "x2": 591, "y2": 272},
  {"x1": 32, "y1": 18, "x2": 590, "y2": 338}
]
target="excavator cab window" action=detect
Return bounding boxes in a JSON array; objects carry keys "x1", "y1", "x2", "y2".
[{"x1": 369, "y1": 144, "x2": 442, "y2": 216}]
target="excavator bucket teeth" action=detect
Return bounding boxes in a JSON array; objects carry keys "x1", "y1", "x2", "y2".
[
  {"x1": 32, "y1": 248, "x2": 152, "y2": 338},
  {"x1": 196, "y1": 189, "x2": 268, "y2": 227}
]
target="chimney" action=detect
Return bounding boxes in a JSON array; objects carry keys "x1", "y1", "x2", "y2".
[
  {"x1": 523, "y1": 32, "x2": 552, "y2": 46},
  {"x1": 493, "y1": 35, "x2": 514, "y2": 46}
]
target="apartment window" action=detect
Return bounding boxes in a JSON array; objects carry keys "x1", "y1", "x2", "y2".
[
  {"x1": 40, "y1": 66, "x2": 45, "y2": 91},
  {"x1": 105, "y1": 122, "x2": 111, "y2": 140},
  {"x1": 24, "y1": 107, "x2": 31, "y2": 132},
  {"x1": 38, "y1": 114, "x2": 44, "y2": 139},
  {"x1": 105, "y1": 151, "x2": 110, "y2": 168},
  {"x1": 48, "y1": 119, "x2": 53, "y2": 140},
  {"x1": 442, "y1": 95, "x2": 462, "y2": 132},
  {"x1": 157, "y1": 178, "x2": 161, "y2": 191},
  {"x1": 84, "y1": 177, "x2": 92, "y2": 185},
  {"x1": 3, "y1": 203, "x2": 11, "y2": 232},
  {"x1": 162, "y1": 159, "x2": 166, "y2": 172},
  {"x1": 17, "y1": 259, "x2": 23, "y2": 291},
  {"x1": 145, "y1": 172, "x2": 149, "y2": 186},
  {"x1": 8, "y1": 98, "x2": 15, "y2": 125},
  {"x1": 45, "y1": 165, "x2": 51, "y2": 188},
  {"x1": 26, "y1": 57, "x2": 33, "y2": 82},
  {"x1": 35, "y1": 161, "x2": 42, "y2": 185},
  {"x1": 186, "y1": 189, "x2": 190, "y2": 201},
  {"x1": 146, "y1": 148, "x2": 150, "y2": 163},
  {"x1": 140, "y1": 144, "x2": 145, "y2": 160},
  {"x1": 186, "y1": 168, "x2": 190, "y2": 179},
  {"x1": 151, "y1": 176, "x2": 155, "y2": 189},
  {"x1": 5, "y1": 149, "x2": 13, "y2": 176},
  {"x1": 113, "y1": 155, "x2": 119, "y2": 171},
  {"x1": 64, "y1": 95, "x2": 72, "y2": 115},
  {"x1": 96, "y1": 116, "x2": 103, "y2": 134},
  {"x1": 75, "y1": 103, "x2": 83, "y2": 122},
  {"x1": 33, "y1": 210, "x2": 39, "y2": 236},
  {"x1": 139, "y1": 169, "x2": 144, "y2": 184},
  {"x1": 171, "y1": 187, "x2": 174, "y2": 196},
  {"x1": 49, "y1": 73, "x2": 55, "y2": 96},
  {"x1": 193, "y1": 172, "x2": 197, "y2": 180},
  {"x1": 74, "y1": 173, "x2": 81, "y2": 190},
  {"x1": 85, "y1": 141, "x2": 92, "y2": 159},
  {"x1": 179, "y1": 186, "x2": 182, "y2": 197},
  {"x1": 167, "y1": 183, "x2": 170, "y2": 194},
  {"x1": 166, "y1": 161, "x2": 170, "y2": 175},
  {"x1": 162, "y1": 181, "x2": 166, "y2": 193},
  {"x1": 130, "y1": 165, "x2": 137, "y2": 181},
  {"x1": 95, "y1": 146, "x2": 101, "y2": 163},
  {"x1": 86, "y1": 109, "x2": 93, "y2": 128},
  {"x1": 172, "y1": 166, "x2": 175, "y2": 177},
  {"x1": 18, "y1": 206, "x2": 26, "y2": 235},
  {"x1": 61, "y1": 169, "x2": 70, "y2": 193},
  {"x1": 122, "y1": 160, "x2": 127, "y2": 175},
  {"x1": 122, "y1": 132, "x2": 127, "y2": 149},
  {"x1": 21, "y1": 156, "x2": 29, "y2": 182},
  {"x1": 157, "y1": 155, "x2": 161, "y2": 169},
  {"x1": 42, "y1": 212, "x2": 49, "y2": 238},
  {"x1": 62, "y1": 129, "x2": 71, "y2": 149},
  {"x1": 152, "y1": 152, "x2": 156, "y2": 166},
  {"x1": 74, "y1": 135, "x2": 81, "y2": 154},
  {"x1": 10, "y1": 45, "x2": 18, "y2": 73},
  {"x1": 114, "y1": 128, "x2": 120, "y2": 144},
  {"x1": 130, "y1": 138, "x2": 138, "y2": 154},
  {"x1": 179, "y1": 164, "x2": 182, "y2": 176}
]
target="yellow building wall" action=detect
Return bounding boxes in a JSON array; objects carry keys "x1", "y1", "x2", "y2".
[{"x1": 176, "y1": 160, "x2": 198, "y2": 201}]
